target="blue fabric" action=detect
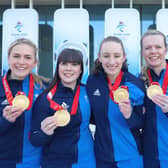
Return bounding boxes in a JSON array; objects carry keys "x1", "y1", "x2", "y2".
[
  {"x1": 30, "y1": 83, "x2": 95, "y2": 168},
  {"x1": 72, "y1": 86, "x2": 96, "y2": 168},
  {"x1": 0, "y1": 72, "x2": 44, "y2": 167},
  {"x1": 16, "y1": 76, "x2": 42, "y2": 168},
  {"x1": 156, "y1": 69, "x2": 168, "y2": 160},
  {"x1": 108, "y1": 99, "x2": 139, "y2": 161},
  {"x1": 86, "y1": 71, "x2": 145, "y2": 165},
  {"x1": 108, "y1": 81, "x2": 144, "y2": 161},
  {"x1": 143, "y1": 66, "x2": 168, "y2": 168},
  {"x1": 117, "y1": 156, "x2": 143, "y2": 168}
]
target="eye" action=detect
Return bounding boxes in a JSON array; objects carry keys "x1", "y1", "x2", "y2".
[
  {"x1": 144, "y1": 46, "x2": 151, "y2": 50},
  {"x1": 155, "y1": 45, "x2": 162, "y2": 49},
  {"x1": 25, "y1": 56, "x2": 32, "y2": 60},
  {"x1": 114, "y1": 54, "x2": 121, "y2": 58},
  {"x1": 13, "y1": 54, "x2": 20, "y2": 58},
  {"x1": 102, "y1": 54, "x2": 110, "y2": 58},
  {"x1": 72, "y1": 62, "x2": 79, "y2": 66}
]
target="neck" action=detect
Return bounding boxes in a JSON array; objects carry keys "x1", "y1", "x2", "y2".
[
  {"x1": 61, "y1": 81, "x2": 77, "y2": 90},
  {"x1": 150, "y1": 61, "x2": 166, "y2": 76},
  {"x1": 108, "y1": 72, "x2": 120, "y2": 83}
]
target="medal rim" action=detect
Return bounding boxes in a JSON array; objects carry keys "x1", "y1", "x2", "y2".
[
  {"x1": 12, "y1": 95, "x2": 30, "y2": 110},
  {"x1": 147, "y1": 84, "x2": 163, "y2": 99},
  {"x1": 113, "y1": 87, "x2": 129, "y2": 103},
  {"x1": 54, "y1": 109, "x2": 71, "y2": 127}
]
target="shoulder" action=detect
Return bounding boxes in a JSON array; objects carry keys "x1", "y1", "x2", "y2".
[
  {"x1": 87, "y1": 73, "x2": 106, "y2": 87},
  {"x1": 124, "y1": 72, "x2": 145, "y2": 92},
  {"x1": 33, "y1": 91, "x2": 48, "y2": 108}
]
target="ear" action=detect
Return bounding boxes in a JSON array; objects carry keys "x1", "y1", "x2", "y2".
[
  {"x1": 98, "y1": 54, "x2": 102, "y2": 63},
  {"x1": 123, "y1": 53, "x2": 126, "y2": 62},
  {"x1": 32, "y1": 60, "x2": 37, "y2": 68},
  {"x1": 165, "y1": 48, "x2": 167, "y2": 56}
]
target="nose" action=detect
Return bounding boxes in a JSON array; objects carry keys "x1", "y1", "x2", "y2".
[
  {"x1": 109, "y1": 57, "x2": 115, "y2": 65},
  {"x1": 150, "y1": 47, "x2": 157, "y2": 53},
  {"x1": 66, "y1": 63, "x2": 72, "y2": 70},
  {"x1": 18, "y1": 57, "x2": 25, "y2": 64}
]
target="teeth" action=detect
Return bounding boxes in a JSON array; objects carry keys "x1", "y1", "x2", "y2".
[
  {"x1": 17, "y1": 67, "x2": 25, "y2": 70},
  {"x1": 150, "y1": 56, "x2": 158, "y2": 60}
]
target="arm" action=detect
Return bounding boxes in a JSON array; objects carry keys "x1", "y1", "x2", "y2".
[
  {"x1": 126, "y1": 104, "x2": 144, "y2": 129},
  {"x1": 0, "y1": 105, "x2": 24, "y2": 134},
  {"x1": 30, "y1": 94, "x2": 55, "y2": 147}
]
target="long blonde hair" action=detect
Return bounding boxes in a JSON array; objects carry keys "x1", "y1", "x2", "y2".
[{"x1": 8, "y1": 38, "x2": 50, "y2": 88}]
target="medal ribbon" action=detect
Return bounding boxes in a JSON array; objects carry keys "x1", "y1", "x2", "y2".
[
  {"x1": 147, "y1": 63, "x2": 168, "y2": 94},
  {"x1": 107, "y1": 70, "x2": 123, "y2": 101},
  {"x1": 2, "y1": 73, "x2": 34, "y2": 110},
  {"x1": 47, "y1": 82, "x2": 80, "y2": 115}
]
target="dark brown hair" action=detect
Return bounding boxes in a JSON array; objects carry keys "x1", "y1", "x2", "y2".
[{"x1": 45, "y1": 48, "x2": 83, "y2": 92}]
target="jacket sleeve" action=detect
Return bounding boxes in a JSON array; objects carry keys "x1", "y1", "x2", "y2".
[
  {"x1": 125, "y1": 80, "x2": 145, "y2": 130},
  {"x1": 0, "y1": 114, "x2": 13, "y2": 134},
  {"x1": 126, "y1": 104, "x2": 145, "y2": 130},
  {"x1": 30, "y1": 94, "x2": 53, "y2": 147}
]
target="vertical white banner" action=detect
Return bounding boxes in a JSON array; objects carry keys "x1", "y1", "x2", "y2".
[
  {"x1": 156, "y1": 9, "x2": 168, "y2": 58},
  {"x1": 53, "y1": 8, "x2": 89, "y2": 83},
  {"x1": 2, "y1": 8, "x2": 39, "y2": 74},
  {"x1": 105, "y1": 8, "x2": 141, "y2": 76}
]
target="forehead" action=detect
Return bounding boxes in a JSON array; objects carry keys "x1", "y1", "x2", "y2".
[
  {"x1": 142, "y1": 34, "x2": 165, "y2": 45},
  {"x1": 101, "y1": 41, "x2": 123, "y2": 52},
  {"x1": 11, "y1": 43, "x2": 35, "y2": 53}
]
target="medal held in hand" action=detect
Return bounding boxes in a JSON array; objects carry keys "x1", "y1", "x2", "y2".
[
  {"x1": 113, "y1": 86, "x2": 129, "y2": 103},
  {"x1": 12, "y1": 92, "x2": 30, "y2": 111},
  {"x1": 107, "y1": 71, "x2": 129, "y2": 104},
  {"x1": 2, "y1": 74, "x2": 34, "y2": 111},
  {"x1": 54, "y1": 109, "x2": 71, "y2": 127},
  {"x1": 147, "y1": 83, "x2": 163, "y2": 100},
  {"x1": 47, "y1": 82, "x2": 80, "y2": 127},
  {"x1": 146, "y1": 67, "x2": 168, "y2": 100}
]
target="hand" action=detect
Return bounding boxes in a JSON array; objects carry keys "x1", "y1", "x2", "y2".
[
  {"x1": 3, "y1": 105, "x2": 24, "y2": 123},
  {"x1": 41, "y1": 116, "x2": 57, "y2": 135},
  {"x1": 118, "y1": 99, "x2": 132, "y2": 119},
  {"x1": 152, "y1": 94, "x2": 168, "y2": 113}
]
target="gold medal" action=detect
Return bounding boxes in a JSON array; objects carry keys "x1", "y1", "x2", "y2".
[
  {"x1": 147, "y1": 84, "x2": 163, "y2": 99},
  {"x1": 54, "y1": 110, "x2": 71, "y2": 127},
  {"x1": 113, "y1": 87, "x2": 129, "y2": 103},
  {"x1": 12, "y1": 95, "x2": 30, "y2": 111}
]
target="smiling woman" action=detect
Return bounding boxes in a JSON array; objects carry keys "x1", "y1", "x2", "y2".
[
  {"x1": 140, "y1": 30, "x2": 168, "y2": 168},
  {"x1": 0, "y1": 38, "x2": 50, "y2": 168},
  {"x1": 30, "y1": 48, "x2": 96, "y2": 168},
  {"x1": 86, "y1": 36, "x2": 145, "y2": 168}
]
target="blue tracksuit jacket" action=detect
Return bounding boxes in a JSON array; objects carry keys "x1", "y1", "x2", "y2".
[
  {"x1": 143, "y1": 68, "x2": 168, "y2": 168},
  {"x1": 0, "y1": 71, "x2": 44, "y2": 168},
  {"x1": 30, "y1": 82, "x2": 95, "y2": 168},
  {"x1": 86, "y1": 71, "x2": 145, "y2": 167}
]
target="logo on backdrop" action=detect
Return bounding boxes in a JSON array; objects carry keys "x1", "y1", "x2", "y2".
[
  {"x1": 114, "y1": 21, "x2": 130, "y2": 40},
  {"x1": 12, "y1": 21, "x2": 28, "y2": 37},
  {"x1": 116, "y1": 21, "x2": 126, "y2": 32},
  {"x1": 14, "y1": 21, "x2": 23, "y2": 32}
]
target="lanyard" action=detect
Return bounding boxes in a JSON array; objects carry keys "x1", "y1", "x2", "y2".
[
  {"x1": 147, "y1": 63, "x2": 168, "y2": 94},
  {"x1": 107, "y1": 70, "x2": 123, "y2": 101},
  {"x1": 47, "y1": 82, "x2": 80, "y2": 115},
  {"x1": 2, "y1": 73, "x2": 34, "y2": 110}
]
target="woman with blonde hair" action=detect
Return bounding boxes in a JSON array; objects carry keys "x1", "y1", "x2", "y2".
[{"x1": 0, "y1": 38, "x2": 49, "y2": 168}]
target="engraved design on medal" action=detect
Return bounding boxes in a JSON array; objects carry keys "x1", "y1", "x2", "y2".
[
  {"x1": 12, "y1": 94, "x2": 30, "y2": 111},
  {"x1": 113, "y1": 87, "x2": 129, "y2": 103},
  {"x1": 147, "y1": 84, "x2": 163, "y2": 99},
  {"x1": 54, "y1": 110, "x2": 71, "y2": 127}
]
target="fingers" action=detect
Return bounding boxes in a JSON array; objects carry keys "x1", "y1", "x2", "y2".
[
  {"x1": 152, "y1": 94, "x2": 168, "y2": 113},
  {"x1": 119, "y1": 99, "x2": 132, "y2": 119},
  {"x1": 3, "y1": 105, "x2": 23, "y2": 123},
  {"x1": 41, "y1": 116, "x2": 57, "y2": 135}
]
